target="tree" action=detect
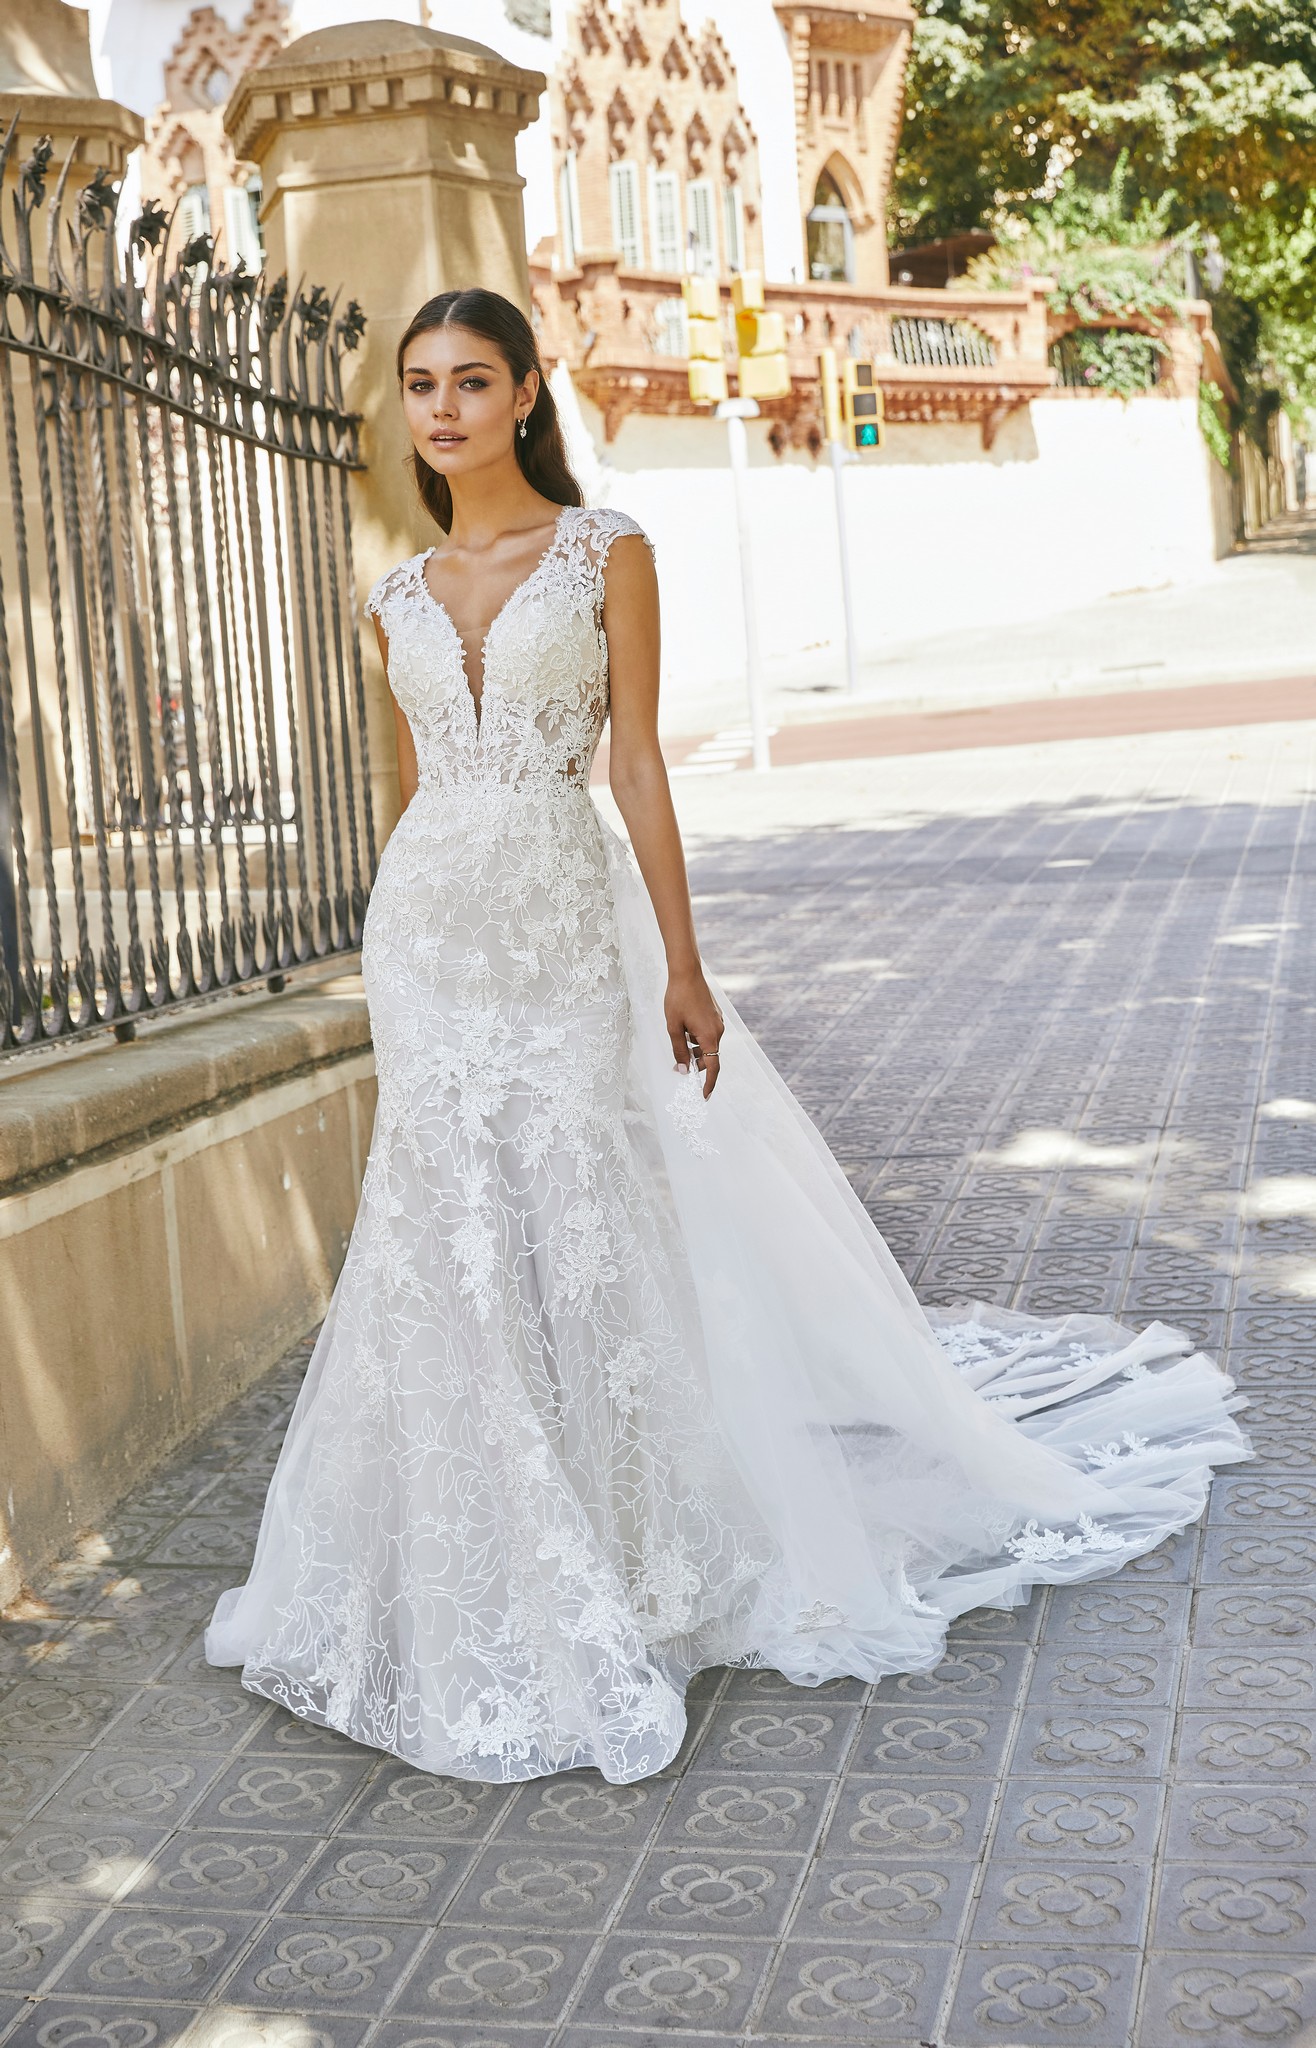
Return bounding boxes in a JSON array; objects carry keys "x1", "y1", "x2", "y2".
[
  {"x1": 894, "y1": 0, "x2": 1316, "y2": 245},
  {"x1": 892, "y1": 0, "x2": 1316, "y2": 414}
]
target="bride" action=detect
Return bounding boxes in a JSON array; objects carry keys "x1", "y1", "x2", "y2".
[{"x1": 207, "y1": 287, "x2": 1248, "y2": 1783}]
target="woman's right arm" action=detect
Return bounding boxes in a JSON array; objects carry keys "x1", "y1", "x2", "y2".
[{"x1": 374, "y1": 617, "x2": 418, "y2": 813}]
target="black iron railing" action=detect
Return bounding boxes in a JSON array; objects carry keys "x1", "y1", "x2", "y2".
[
  {"x1": 890, "y1": 315, "x2": 996, "y2": 370},
  {"x1": 0, "y1": 121, "x2": 376, "y2": 1054},
  {"x1": 1049, "y1": 328, "x2": 1161, "y2": 392}
]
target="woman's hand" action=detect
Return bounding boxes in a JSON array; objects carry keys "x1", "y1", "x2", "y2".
[{"x1": 666, "y1": 966, "x2": 724, "y2": 1097}]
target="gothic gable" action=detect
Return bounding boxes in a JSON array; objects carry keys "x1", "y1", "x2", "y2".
[{"x1": 553, "y1": 0, "x2": 763, "y2": 277}]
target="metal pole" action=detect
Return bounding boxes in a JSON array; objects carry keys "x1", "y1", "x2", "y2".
[
  {"x1": 716, "y1": 397, "x2": 771, "y2": 772},
  {"x1": 829, "y1": 437, "x2": 859, "y2": 695}
]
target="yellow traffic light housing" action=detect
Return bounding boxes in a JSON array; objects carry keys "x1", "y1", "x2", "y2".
[
  {"x1": 732, "y1": 270, "x2": 790, "y2": 402},
  {"x1": 682, "y1": 276, "x2": 727, "y2": 406},
  {"x1": 841, "y1": 358, "x2": 884, "y2": 450}
]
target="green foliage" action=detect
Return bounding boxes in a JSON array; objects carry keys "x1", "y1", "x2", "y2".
[
  {"x1": 1198, "y1": 379, "x2": 1233, "y2": 468},
  {"x1": 893, "y1": 0, "x2": 1316, "y2": 426},
  {"x1": 968, "y1": 156, "x2": 1186, "y2": 326},
  {"x1": 895, "y1": 0, "x2": 1316, "y2": 246},
  {"x1": 1053, "y1": 329, "x2": 1164, "y2": 397},
  {"x1": 1209, "y1": 193, "x2": 1316, "y2": 421}
]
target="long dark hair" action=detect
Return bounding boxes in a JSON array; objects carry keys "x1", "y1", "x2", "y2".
[{"x1": 396, "y1": 288, "x2": 582, "y2": 532}]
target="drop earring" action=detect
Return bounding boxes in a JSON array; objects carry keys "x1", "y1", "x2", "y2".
[{"x1": 519, "y1": 417, "x2": 528, "y2": 441}]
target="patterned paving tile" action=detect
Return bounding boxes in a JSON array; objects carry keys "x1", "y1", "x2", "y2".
[
  {"x1": 389, "y1": 1929, "x2": 596, "y2": 2025},
  {"x1": 944, "y1": 1943, "x2": 1140, "y2": 2047},
  {"x1": 616, "y1": 1848, "x2": 803, "y2": 1937},
  {"x1": 0, "y1": 1999, "x2": 202, "y2": 2047},
  {"x1": 446, "y1": 1845, "x2": 639, "y2": 1932},
  {"x1": 4, "y1": 725, "x2": 1315, "y2": 2048},
  {"x1": 216, "y1": 1915, "x2": 433, "y2": 2016},
  {"x1": 45, "y1": 1905, "x2": 261, "y2": 2002},
  {"x1": 1137, "y1": 1952, "x2": 1316, "y2": 2046}
]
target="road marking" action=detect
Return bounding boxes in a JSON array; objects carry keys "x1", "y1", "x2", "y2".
[{"x1": 670, "y1": 725, "x2": 779, "y2": 776}]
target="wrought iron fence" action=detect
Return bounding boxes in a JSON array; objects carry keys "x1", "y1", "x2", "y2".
[
  {"x1": 890, "y1": 315, "x2": 996, "y2": 370},
  {"x1": 1049, "y1": 328, "x2": 1161, "y2": 392},
  {"x1": 0, "y1": 120, "x2": 376, "y2": 1054}
]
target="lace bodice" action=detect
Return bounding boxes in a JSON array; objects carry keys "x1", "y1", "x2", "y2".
[{"x1": 366, "y1": 505, "x2": 650, "y2": 795}]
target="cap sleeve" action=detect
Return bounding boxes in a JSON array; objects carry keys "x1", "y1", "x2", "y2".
[
  {"x1": 598, "y1": 508, "x2": 655, "y2": 568},
  {"x1": 364, "y1": 558, "x2": 419, "y2": 634}
]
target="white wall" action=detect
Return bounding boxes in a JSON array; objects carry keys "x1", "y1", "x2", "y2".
[{"x1": 580, "y1": 395, "x2": 1224, "y2": 706}]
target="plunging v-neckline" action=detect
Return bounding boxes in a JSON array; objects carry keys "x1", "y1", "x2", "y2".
[{"x1": 420, "y1": 508, "x2": 570, "y2": 732}]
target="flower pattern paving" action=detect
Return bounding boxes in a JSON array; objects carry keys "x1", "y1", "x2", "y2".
[{"x1": 3, "y1": 728, "x2": 1316, "y2": 2045}]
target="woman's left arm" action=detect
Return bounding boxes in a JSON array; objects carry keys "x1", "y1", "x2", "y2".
[{"x1": 603, "y1": 535, "x2": 724, "y2": 1096}]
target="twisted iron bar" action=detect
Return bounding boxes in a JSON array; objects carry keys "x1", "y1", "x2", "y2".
[{"x1": 0, "y1": 121, "x2": 374, "y2": 1051}]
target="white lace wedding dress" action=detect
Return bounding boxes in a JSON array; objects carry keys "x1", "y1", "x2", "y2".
[{"x1": 207, "y1": 504, "x2": 1249, "y2": 1783}]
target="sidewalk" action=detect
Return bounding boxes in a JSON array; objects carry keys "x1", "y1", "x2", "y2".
[{"x1": 2, "y1": 713, "x2": 1312, "y2": 2048}]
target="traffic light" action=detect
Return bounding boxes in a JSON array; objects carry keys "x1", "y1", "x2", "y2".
[
  {"x1": 732, "y1": 270, "x2": 790, "y2": 402},
  {"x1": 842, "y1": 358, "x2": 885, "y2": 450},
  {"x1": 683, "y1": 276, "x2": 727, "y2": 406}
]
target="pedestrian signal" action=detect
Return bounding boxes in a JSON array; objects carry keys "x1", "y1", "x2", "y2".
[
  {"x1": 732, "y1": 270, "x2": 790, "y2": 402},
  {"x1": 842, "y1": 359, "x2": 884, "y2": 450},
  {"x1": 683, "y1": 276, "x2": 727, "y2": 406}
]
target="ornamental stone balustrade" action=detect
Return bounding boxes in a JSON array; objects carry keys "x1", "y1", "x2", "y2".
[
  {"x1": 532, "y1": 257, "x2": 1057, "y2": 447},
  {"x1": 533, "y1": 257, "x2": 1221, "y2": 448}
]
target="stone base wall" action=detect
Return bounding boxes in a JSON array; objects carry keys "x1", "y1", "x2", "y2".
[{"x1": 0, "y1": 980, "x2": 375, "y2": 1608}]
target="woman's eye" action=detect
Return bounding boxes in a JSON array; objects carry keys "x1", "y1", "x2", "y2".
[{"x1": 459, "y1": 377, "x2": 488, "y2": 390}]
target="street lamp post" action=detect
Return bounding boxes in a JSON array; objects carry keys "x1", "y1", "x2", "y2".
[
  {"x1": 716, "y1": 395, "x2": 772, "y2": 773},
  {"x1": 818, "y1": 348, "x2": 880, "y2": 700},
  {"x1": 819, "y1": 344, "x2": 861, "y2": 695},
  {"x1": 829, "y1": 436, "x2": 859, "y2": 696}
]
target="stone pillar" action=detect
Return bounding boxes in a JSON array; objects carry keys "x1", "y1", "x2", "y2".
[
  {"x1": 1, "y1": 0, "x2": 144, "y2": 277},
  {"x1": 226, "y1": 22, "x2": 545, "y2": 832}
]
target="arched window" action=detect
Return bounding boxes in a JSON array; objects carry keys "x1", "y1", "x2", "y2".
[{"x1": 806, "y1": 169, "x2": 853, "y2": 284}]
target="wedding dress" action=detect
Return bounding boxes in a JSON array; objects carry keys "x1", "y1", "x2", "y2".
[{"x1": 206, "y1": 504, "x2": 1249, "y2": 1783}]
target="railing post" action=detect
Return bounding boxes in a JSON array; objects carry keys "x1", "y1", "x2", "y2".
[{"x1": 0, "y1": 740, "x2": 18, "y2": 1025}]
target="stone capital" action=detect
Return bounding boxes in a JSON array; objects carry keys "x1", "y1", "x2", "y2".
[
  {"x1": 1, "y1": 0, "x2": 143, "y2": 180},
  {"x1": 0, "y1": 94, "x2": 144, "y2": 179},
  {"x1": 225, "y1": 20, "x2": 545, "y2": 163}
]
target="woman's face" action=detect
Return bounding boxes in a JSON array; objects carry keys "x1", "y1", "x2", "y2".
[{"x1": 400, "y1": 324, "x2": 539, "y2": 485}]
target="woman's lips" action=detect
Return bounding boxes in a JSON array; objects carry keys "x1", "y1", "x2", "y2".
[{"x1": 430, "y1": 433, "x2": 466, "y2": 444}]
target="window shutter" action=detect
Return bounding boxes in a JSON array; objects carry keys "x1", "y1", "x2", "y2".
[
  {"x1": 222, "y1": 183, "x2": 262, "y2": 269},
  {"x1": 649, "y1": 168, "x2": 682, "y2": 273},
  {"x1": 721, "y1": 182, "x2": 744, "y2": 274},
  {"x1": 687, "y1": 179, "x2": 716, "y2": 276},
  {"x1": 177, "y1": 183, "x2": 211, "y2": 247},
  {"x1": 559, "y1": 151, "x2": 583, "y2": 264},
  {"x1": 609, "y1": 161, "x2": 643, "y2": 267}
]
